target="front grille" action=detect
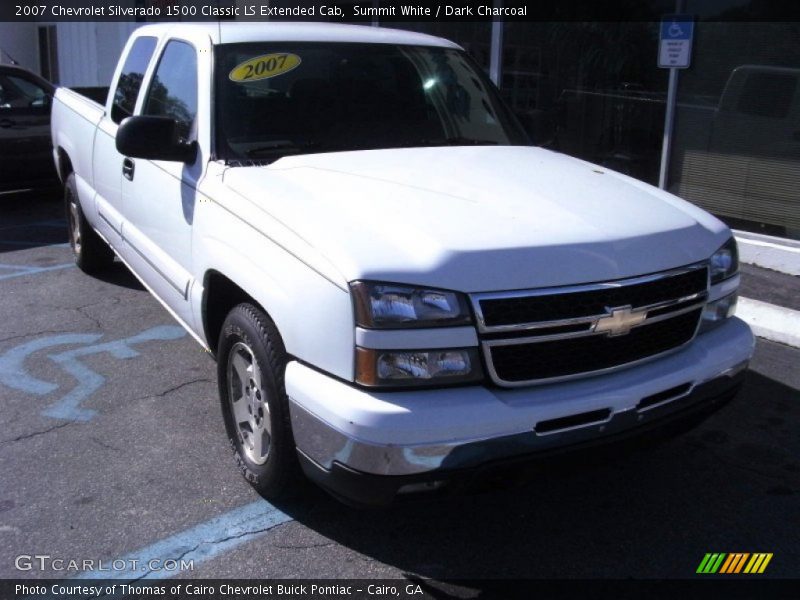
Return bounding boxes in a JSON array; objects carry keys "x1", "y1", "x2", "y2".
[
  {"x1": 471, "y1": 264, "x2": 709, "y2": 386},
  {"x1": 489, "y1": 309, "x2": 702, "y2": 383},
  {"x1": 479, "y1": 267, "x2": 707, "y2": 327}
]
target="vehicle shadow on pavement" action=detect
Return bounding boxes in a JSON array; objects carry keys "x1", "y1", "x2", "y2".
[
  {"x1": 90, "y1": 261, "x2": 146, "y2": 291},
  {"x1": 0, "y1": 192, "x2": 65, "y2": 253},
  {"x1": 0, "y1": 192, "x2": 144, "y2": 291},
  {"x1": 269, "y1": 369, "x2": 799, "y2": 580}
]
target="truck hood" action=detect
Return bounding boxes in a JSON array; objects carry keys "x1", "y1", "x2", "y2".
[{"x1": 221, "y1": 146, "x2": 729, "y2": 292}]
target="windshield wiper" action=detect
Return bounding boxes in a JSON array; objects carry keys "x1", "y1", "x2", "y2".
[
  {"x1": 415, "y1": 137, "x2": 500, "y2": 147},
  {"x1": 245, "y1": 140, "x2": 320, "y2": 157}
]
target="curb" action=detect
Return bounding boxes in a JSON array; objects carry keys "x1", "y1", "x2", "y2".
[
  {"x1": 735, "y1": 230, "x2": 800, "y2": 277},
  {"x1": 737, "y1": 296, "x2": 800, "y2": 349}
]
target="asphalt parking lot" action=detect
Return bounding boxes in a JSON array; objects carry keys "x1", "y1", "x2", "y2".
[{"x1": 1, "y1": 195, "x2": 799, "y2": 588}]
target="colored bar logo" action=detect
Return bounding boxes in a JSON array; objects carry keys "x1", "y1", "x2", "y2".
[{"x1": 697, "y1": 553, "x2": 773, "y2": 574}]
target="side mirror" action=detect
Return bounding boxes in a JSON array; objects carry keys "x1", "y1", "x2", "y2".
[
  {"x1": 515, "y1": 109, "x2": 556, "y2": 148},
  {"x1": 116, "y1": 115, "x2": 196, "y2": 163}
]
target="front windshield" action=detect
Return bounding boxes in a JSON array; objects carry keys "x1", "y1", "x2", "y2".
[{"x1": 214, "y1": 42, "x2": 528, "y2": 162}]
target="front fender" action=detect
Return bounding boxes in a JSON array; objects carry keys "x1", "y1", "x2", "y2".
[{"x1": 193, "y1": 223, "x2": 355, "y2": 383}]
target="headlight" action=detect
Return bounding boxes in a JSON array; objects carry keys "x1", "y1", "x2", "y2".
[
  {"x1": 351, "y1": 282, "x2": 472, "y2": 329},
  {"x1": 709, "y1": 237, "x2": 739, "y2": 284},
  {"x1": 699, "y1": 292, "x2": 738, "y2": 334},
  {"x1": 356, "y1": 347, "x2": 483, "y2": 387}
]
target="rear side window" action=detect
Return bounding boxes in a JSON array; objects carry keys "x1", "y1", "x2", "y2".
[
  {"x1": 143, "y1": 40, "x2": 198, "y2": 142},
  {"x1": 111, "y1": 36, "x2": 157, "y2": 124},
  {"x1": 737, "y1": 72, "x2": 797, "y2": 119},
  {"x1": 0, "y1": 74, "x2": 49, "y2": 109}
]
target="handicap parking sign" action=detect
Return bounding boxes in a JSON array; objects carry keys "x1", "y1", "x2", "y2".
[{"x1": 659, "y1": 15, "x2": 694, "y2": 68}]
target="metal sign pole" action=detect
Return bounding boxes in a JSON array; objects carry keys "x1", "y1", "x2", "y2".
[
  {"x1": 657, "y1": 1, "x2": 691, "y2": 191},
  {"x1": 658, "y1": 67, "x2": 679, "y2": 190},
  {"x1": 489, "y1": 18, "x2": 504, "y2": 86}
]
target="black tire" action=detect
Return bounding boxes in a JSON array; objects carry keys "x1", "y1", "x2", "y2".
[
  {"x1": 65, "y1": 172, "x2": 115, "y2": 273},
  {"x1": 217, "y1": 303, "x2": 301, "y2": 500}
]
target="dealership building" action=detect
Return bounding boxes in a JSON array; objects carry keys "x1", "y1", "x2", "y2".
[{"x1": 1, "y1": 0, "x2": 798, "y2": 246}]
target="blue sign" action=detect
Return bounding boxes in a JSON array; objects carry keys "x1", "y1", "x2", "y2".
[
  {"x1": 660, "y1": 16, "x2": 694, "y2": 41},
  {"x1": 659, "y1": 15, "x2": 694, "y2": 68}
]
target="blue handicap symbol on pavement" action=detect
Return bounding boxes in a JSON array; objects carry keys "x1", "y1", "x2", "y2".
[{"x1": 0, "y1": 326, "x2": 186, "y2": 421}]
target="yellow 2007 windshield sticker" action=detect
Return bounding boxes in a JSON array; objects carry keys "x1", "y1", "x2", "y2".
[{"x1": 229, "y1": 53, "x2": 301, "y2": 82}]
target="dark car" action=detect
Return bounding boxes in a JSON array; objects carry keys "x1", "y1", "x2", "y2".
[{"x1": 0, "y1": 65, "x2": 59, "y2": 196}]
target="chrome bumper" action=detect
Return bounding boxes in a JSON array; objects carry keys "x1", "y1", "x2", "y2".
[
  {"x1": 291, "y1": 362, "x2": 747, "y2": 476},
  {"x1": 286, "y1": 318, "x2": 754, "y2": 481}
]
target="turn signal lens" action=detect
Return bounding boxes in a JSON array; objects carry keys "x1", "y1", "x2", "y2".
[
  {"x1": 699, "y1": 292, "x2": 737, "y2": 334},
  {"x1": 356, "y1": 347, "x2": 483, "y2": 387}
]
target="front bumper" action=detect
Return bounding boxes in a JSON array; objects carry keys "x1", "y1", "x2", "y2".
[{"x1": 286, "y1": 317, "x2": 754, "y2": 505}]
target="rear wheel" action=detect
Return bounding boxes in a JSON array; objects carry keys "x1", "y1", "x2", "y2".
[
  {"x1": 65, "y1": 173, "x2": 114, "y2": 273},
  {"x1": 218, "y1": 303, "x2": 301, "y2": 500}
]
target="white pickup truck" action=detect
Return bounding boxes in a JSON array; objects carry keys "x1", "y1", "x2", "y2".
[{"x1": 51, "y1": 22, "x2": 754, "y2": 506}]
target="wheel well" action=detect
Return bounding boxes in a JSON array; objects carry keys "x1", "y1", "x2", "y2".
[
  {"x1": 203, "y1": 271, "x2": 258, "y2": 355},
  {"x1": 57, "y1": 148, "x2": 73, "y2": 182}
]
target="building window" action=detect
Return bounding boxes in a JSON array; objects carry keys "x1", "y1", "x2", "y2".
[
  {"x1": 669, "y1": 20, "x2": 800, "y2": 240},
  {"x1": 501, "y1": 22, "x2": 668, "y2": 185}
]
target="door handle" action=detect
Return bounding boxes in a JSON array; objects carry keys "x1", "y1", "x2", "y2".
[
  {"x1": 122, "y1": 157, "x2": 135, "y2": 181},
  {"x1": 0, "y1": 119, "x2": 14, "y2": 128}
]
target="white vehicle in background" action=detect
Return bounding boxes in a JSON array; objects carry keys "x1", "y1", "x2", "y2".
[{"x1": 51, "y1": 23, "x2": 753, "y2": 506}]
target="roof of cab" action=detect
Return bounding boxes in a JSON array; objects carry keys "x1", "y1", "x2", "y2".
[{"x1": 133, "y1": 22, "x2": 461, "y2": 50}]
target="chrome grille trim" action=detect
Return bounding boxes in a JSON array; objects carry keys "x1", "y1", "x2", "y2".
[
  {"x1": 470, "y1": 263, "x2": 710, "y2": 387},
  {"x1": 480, "y1": 317, "x2": 703, "y2": 388},
  {"x1": 482, "y1": 299, "x2": 706, "y2": 346},
  {"x1": 470, "y1": 262, "x2": 709, "y2": 334}
]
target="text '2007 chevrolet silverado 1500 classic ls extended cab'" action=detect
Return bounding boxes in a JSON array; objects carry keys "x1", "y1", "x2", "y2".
[{"x1": 51, "y1": 22, "x2": 754, "y2": 506}]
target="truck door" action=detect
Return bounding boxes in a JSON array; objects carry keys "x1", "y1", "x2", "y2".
[
  {"x1": 119, "y1": 38, "x2": 201, "y2": 328},
  {"x1": 92, "y1": 35, "x2": 157, "y2": 248}
]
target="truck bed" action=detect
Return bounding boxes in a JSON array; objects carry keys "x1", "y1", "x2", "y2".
[{"x1": 51, "y1": 86, "x2": 107, "y2": 189}]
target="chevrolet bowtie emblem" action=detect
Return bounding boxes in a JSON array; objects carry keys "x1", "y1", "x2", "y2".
[{"x1": 594, "y1": 306, "x2": 647, "y2": 336}]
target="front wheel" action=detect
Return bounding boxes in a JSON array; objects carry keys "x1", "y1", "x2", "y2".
[{"x1": 217, "y1": 303, "x2": 301, "y2": 500}]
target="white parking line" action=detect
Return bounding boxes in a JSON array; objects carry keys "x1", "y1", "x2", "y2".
[{"x1": 737, "y1": 296, "x2": 800, "y2": 348}]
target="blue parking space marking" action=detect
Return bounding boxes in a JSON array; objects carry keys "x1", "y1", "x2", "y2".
[
  {"x1": 0, "y1": 262, "x2": 75, "y2": 281},
  {"x1": 75, "y1": 500, "x2": 292, "y2": 580},
  {"x1": 24, "y1": 503, "x2": 291, "y2": 598},
  {"x1": 0, "y1": 326, "x2": 187, "y2": 421}
]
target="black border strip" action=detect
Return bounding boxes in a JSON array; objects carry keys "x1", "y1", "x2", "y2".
[{"x1": 4, "y1": 1, "x2": 800, "y2": 22}]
